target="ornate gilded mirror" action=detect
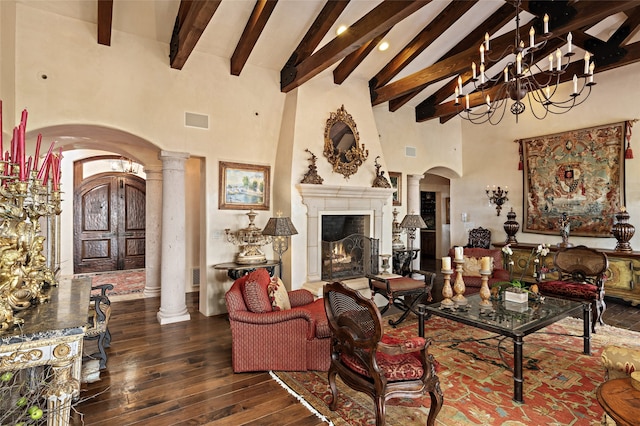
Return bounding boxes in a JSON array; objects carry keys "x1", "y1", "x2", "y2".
[{"x1": 324, "y1": 105, "x2": 368, "y2": 179}]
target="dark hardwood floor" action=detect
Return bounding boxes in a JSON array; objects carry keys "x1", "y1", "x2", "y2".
[
  {"x1": 71, "y1": 293, "x2": 326, "y2": 426},
  {"x1": 71, "y1": 288, "x2": 640, "y2": 425}
]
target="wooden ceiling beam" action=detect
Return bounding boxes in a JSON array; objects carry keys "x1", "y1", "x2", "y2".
[
  {"x1": 333, "y1": 29, "x2": 390, "y2": 84},
  {"x1": 372, "y1": 0, "x2": 638, "y2": 107},
  {"x1": 614, "y1": 6, "x2": 640, "y2": 46},
  {"x1": 231, "y1": 0, "x2": 279, "y2": 76},
  {"x1": 392, "y1": 2, "x2": 514, "y2": 111},
  {"x1": 284, "y1": 0, "x2": 350, "y2": 69},
  {"x1": 170, "y1": 0, "x2": 221, "y2": 70},
  {"x1": 370, "y1": 0, "x2": 478, "y2": 91},
  {"x1": 280, "y1": 0, "x2": 430, "y2": 93},
  {"x1": 97, "y1": 0, "x2": 113, "y2": 46}
]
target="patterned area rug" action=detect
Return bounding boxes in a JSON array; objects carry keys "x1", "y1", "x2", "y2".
[{"x1": 273, "y1": 315, "x2": 640, "y2": 426}]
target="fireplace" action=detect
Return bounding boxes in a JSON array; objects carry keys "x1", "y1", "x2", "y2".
[
  {"x1": 321, "y1": 214, "x2": 378, "y2": 280},
  {"x1": 297, "y1": 184, "x2": 394, "y2": 284}
]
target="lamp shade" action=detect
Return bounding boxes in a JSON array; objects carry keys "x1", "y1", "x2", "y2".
[
  {"x1": 400, "y1": 214, "x2": 427, "y2": 229},
  {"x1": 262, "y1": 216, "x2": 298, "y2": 236}
]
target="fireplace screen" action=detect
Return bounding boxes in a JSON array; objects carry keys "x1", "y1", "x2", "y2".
[{"x1": 322, "y1": 234, "x2": 378, "y2": 281}]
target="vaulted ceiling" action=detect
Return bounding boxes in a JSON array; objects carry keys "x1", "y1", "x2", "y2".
[{"x1": 22, "y1": 0, "x2": 640, "y2": 123}]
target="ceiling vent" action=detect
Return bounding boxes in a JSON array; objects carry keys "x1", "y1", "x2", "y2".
[{"x1": 185, "y1": 112, "x2": 209, "y2": 129}]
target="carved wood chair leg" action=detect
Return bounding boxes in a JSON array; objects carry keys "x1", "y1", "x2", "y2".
[
  {"x1": 374, "y1": 395, "x2": 386, "y2": 426},
  {"x1": 328, "y1": 368, "x2": 339, "y2": 410}
]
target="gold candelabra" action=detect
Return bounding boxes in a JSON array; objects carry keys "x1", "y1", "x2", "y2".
[{"x1": 0, "y1": 106, "x2": 62, "y2": 331}]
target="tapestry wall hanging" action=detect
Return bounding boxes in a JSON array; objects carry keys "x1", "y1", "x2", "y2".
[{"x1": 521, "y1": 121, "x2": 627, "y2": 237}]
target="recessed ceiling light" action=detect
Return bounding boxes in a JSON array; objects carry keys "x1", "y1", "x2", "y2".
[
  {"x1": 378, "y1": 41, "x2": 389, "y2": 51},
  {"x1": 336, "y1": 25, "x2": 347, "y2": 36}
]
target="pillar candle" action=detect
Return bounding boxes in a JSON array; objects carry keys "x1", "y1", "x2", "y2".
[
  {"x1": 454, "y1": 246, "x2": 463, "y2": 261},
  {"x1": 481, "y1": 256, "x2": 491, "y2": 271},
  {"x1": 442, "y1": 256, "x2": 451, "y2": 270}
]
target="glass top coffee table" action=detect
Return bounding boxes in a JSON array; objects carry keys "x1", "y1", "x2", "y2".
[{"x1": 420, "y1": 293, "x2": 591, "y2": 403}]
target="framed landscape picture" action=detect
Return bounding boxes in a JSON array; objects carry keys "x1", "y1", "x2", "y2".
[
  {"x1": 219, "y1": 161, "x2": 270, "y2": 210},
  {"x1": 521, "y1": 122, "x2": 626, "y2": 237},
  {"x1": 389, "y1": 172, "x2": 401, "y2": 206}
]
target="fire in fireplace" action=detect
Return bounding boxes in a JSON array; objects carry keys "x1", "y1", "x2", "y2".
[{"x1": 321, "y1": 214, "x2": 378, "y2": 280}]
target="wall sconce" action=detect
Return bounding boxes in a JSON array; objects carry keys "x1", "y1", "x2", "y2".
[
  {"x1": 262, "y1": 213, "x2": 298, "y2": 278},
  {"x1": 486, "y1": 185, "x2": 508, "y2": 216}
]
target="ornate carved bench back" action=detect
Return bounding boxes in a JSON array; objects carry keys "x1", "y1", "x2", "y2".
[{"x1": 553, "y1": 245, "x2": 608, "y2": 285}]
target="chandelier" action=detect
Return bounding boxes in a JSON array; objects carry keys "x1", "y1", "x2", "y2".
[{"x1": 455, "y1": 0, "x2": 595, "y2": 125}]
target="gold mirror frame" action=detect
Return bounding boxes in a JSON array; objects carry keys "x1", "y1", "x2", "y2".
[{"x1": 323, "y1": 105, "x2": 368, "y2": 179}]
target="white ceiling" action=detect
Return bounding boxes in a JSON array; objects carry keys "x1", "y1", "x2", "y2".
[{"x1": 16, "y1": 1, "x2": 639, "y2": 110}]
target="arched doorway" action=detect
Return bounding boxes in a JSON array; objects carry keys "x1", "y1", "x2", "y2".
[{"x1": 73, "y1": 166, "x2": 146, "y2": 273}]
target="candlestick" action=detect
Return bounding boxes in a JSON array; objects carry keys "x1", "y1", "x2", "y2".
[
  {"x1": 543, "y1": 14, "x2": 549, "y2": 34},
  {"x1": 479, "y1": 269, "x2": 492, "y2": 308},
  {"x1": 441, "y1": 266, "x2": 455, "y2": 309},
  {"x1": 452, "y1": 257, "x2": 467, "y2": 306},
  {"x1": 529, "y1": 26, "x2": 535, "y2": 47},
  {"x1": 584, "y1": 52, "x2": 590, "y2": 74}
]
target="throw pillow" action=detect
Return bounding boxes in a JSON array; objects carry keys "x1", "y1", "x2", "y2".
[
  {"x1": 240, "y1": 269, "x2": 272, "y2": 313},
  {"x1": 268, "y1": 277, "x2": 291, "y2": 311},
  {"x1": 462, "y1": 256, "x2": 495, "y2": 277}
]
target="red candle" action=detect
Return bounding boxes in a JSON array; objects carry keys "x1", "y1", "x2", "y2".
[
  {"x1": 37, "y1": 141, "x2": 55, "y2": 180},
  {"x1": 34, "y1": 133, "x2": 42, "y2": 171},
  {"x1": 21, "y1": 109, "x2": 27, "y2": 127},
  {"x1": 42, "y1": 157, "x2": 51, "y2": 186},
  {"x1": 18, "y1": 124, "x2": 25, "y2": 181}
]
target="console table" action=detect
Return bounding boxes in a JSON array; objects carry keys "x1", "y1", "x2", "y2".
[
  {"x1": 493, "y1": 242, "x2": 640, "y2": 306},
  {"x1": 0, "y1": 278, "x2": 91, "y2": 426},
  {"x1": 213, "y1": 260, "x2": 280, "y2": 280}
]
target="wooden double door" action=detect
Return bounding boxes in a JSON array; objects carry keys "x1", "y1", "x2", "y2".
[{"x1": 74, "y1": 173, "x2": 146, "y2": 273}]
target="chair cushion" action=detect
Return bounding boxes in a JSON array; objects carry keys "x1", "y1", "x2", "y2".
[
  {"x1": 537, "y1": 280, "x2": 598, "y2": 300},
  {"x1": 340, "y1": 335, "x2": 426, "y2": 381},
  {"x1": 240, "y1": 269, "x2": 273, "y2": 313},
  {"x1": 268, "y1": 277, "x2": 291, "y2": 311},
  {"x1": 381, "y1": 277, "x2": 425, "y2": 291}
]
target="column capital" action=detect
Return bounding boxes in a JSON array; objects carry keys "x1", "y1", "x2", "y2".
[
  {"x1": 159, "y1": 151, "x2": 190, "y2": 160},
  {"x1": 143, "y1": 164, "x2": 163, "y2": 179}
]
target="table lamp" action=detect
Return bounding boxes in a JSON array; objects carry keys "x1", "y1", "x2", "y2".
[
  {"x1": 262, "y1": 214, "x2": 298, "y2": 278},
  {"x1": 400, "y1": 212, "x2": 427, "y2": 251}
]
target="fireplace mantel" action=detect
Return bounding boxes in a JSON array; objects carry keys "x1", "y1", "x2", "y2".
[{"x1": 297, "y1": 184, "x2": 394, "y2": 283}]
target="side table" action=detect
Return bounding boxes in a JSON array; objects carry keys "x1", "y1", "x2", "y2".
[
  {"x1": 213, "y1": 260, "x2": 280, "y2": 280},
  {"x1": 596, "y1": 377, "x2": 640, "y2": 426}
]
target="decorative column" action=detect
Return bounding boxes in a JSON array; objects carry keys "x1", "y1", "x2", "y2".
[
  {"x1": 157, "y1": 151, "x2": 191, "y2": 325},
  {"x1": 143, "y1": 165, "x2": 163, "y2": 298},
  {"x1": 407, "y1": 174, "x2": 423, "y2": 271}
]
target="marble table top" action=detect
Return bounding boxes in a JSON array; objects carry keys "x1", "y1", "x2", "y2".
[{"x1": 0, "y1": 278, "x2": 91, "y2": 346}]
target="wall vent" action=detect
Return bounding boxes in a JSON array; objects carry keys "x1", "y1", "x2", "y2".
[
  {"x1": 185, "y1": 112, "x2": 209, "y2": 129},
  {"x1": 405, "y1": 146, "x2": 417, "y2": 157},
  {"x1": 192, "y1": 268, "x2": 200, "y2": 285}
]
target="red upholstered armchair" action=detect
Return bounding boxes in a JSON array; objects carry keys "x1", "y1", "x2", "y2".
[
  {"x1": 224, "y1": 268, "x2": 330, "y2": 372},
  {"x1": 447, "y1": 247, "x2": 510, "y2": 293}
]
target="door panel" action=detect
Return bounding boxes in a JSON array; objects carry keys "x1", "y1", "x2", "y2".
[
  {"x1": 74, "y1": 173, "x2": 145, "y2": 273},
  {"x1": 120, "y1": 178, "x2": 146, "y2": 270}
]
